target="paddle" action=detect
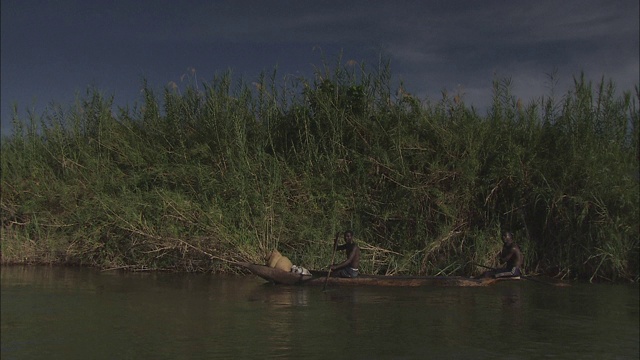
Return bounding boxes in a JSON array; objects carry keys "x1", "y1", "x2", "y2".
[
  {"x1": 474, "y1": 263, "x2": 502, "y2": 273},
  {"x1": 472, "y1": 262, "x2": 569, "y2": 287},
  {"x1": 323, "y1": 233, "x2": 339, "y2": 291}
]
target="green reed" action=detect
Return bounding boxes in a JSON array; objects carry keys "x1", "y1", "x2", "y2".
[{"x1": 1, "y1": 61, "x2": 638, "y2": 281}]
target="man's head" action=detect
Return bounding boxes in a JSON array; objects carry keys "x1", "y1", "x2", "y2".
[
  {"x1": 502, "y1": 232, "x2": 513, "y2": 246},
  {"x1": 344, "y1": 230, "x2": 354, "y2": 243}
]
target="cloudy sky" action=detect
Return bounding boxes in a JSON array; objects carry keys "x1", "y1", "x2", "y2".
[{"x1": 1, "y1": 0, "x2": 638, "y2": 135}]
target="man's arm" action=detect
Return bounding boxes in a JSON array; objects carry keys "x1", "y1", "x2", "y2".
[{"x1": 500, "y1": 248, "x2": 515, "y2": 264}]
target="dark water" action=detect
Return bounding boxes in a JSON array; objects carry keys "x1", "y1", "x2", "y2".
[{"x1": 1, "y1": 266, "x2": 638, "y2": 360}]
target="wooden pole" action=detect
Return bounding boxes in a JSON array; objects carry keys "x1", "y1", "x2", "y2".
[{"x1": 323, "y1": 233, "x2": 339, "y2": 291}]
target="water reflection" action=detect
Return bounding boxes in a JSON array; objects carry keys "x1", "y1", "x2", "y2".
[
  {"x1": 499, "y1": 284, "x2": 524, "y2": 328},
  {"x1": 2, "y1": 266, "x2": 638, "y2": 359},
  {"x1": 248, "y1": 284, "x2": 310, "y2": 307},
  {"x1": 324, "y1": 288, "x2": 362, "y2": 335}
]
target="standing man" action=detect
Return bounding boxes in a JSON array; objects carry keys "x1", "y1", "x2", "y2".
[{"x1": 330, "y1": 230, "x2": 361, "y2": 278}]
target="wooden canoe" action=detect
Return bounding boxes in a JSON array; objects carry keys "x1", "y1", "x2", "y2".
[{"x1": 235, "y1": 262, "x2": 503, "y2": 287}]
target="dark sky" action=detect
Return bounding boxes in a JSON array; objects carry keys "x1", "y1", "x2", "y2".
[{"x1": 1, "y1": 0, "x2": 638, "y2": 135}]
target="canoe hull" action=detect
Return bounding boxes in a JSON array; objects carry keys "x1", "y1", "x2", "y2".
[{"x1": 236, "y1": 263, "x2": 499, "y2": 287}]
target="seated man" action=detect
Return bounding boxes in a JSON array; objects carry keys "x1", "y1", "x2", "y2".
[
  {"x1": 493, "y1": 232, "x2": 523, "y2": 278},
  {"x1": 330, "y1": 230, "x2": 361, "y2": 278}
]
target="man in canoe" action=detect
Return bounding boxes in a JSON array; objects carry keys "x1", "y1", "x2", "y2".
[
  {"x1": 494, "y1": 232, "x2": 523, "y2": 278},
  {"x1": 480, "y1": 232, "x2": 523, "y2": 278},
  {"x1": 330, "y1": 230, "x2": 361, "y2": 278}
]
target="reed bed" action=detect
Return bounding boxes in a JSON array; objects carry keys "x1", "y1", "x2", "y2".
[{"x1": 1, "y1": 61, "x2": 638, "y2": 281}]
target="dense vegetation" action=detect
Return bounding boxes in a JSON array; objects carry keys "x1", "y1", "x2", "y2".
[{"x1": 1, "y1": 61, "x2": 638, "y2": 281}]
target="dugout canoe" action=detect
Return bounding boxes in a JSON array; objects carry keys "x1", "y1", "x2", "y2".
[{"x1": 235, "y1": 262, "x2": 503, "y2": 287}]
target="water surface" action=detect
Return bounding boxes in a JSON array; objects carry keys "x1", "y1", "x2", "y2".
[{"x1": 1, "y1": 266, "x2": 638, "y2": 359}]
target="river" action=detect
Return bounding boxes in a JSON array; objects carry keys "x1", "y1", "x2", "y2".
[{"x1": 1, "y1": 266, "x2": 638, "y2": 359}]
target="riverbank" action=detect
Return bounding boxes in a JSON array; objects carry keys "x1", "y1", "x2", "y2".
[{"x1": 1, "y1": 62, "x2": 638, "y2": 281}]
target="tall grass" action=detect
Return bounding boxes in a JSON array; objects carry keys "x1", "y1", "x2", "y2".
[{"x1": 1, "y1": 61, "x2": 638, "y2": 281}]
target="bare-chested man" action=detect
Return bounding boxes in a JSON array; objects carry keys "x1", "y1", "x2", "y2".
[
  {"x1": 478, "y1": 232, "x2": 524, "y2": 278},
  {"x1": 330, "y1": 230, "x2": 361, "y2": 278},
  {"x1": 493, "y1": 232, "x2": 524, "y2": 278}
]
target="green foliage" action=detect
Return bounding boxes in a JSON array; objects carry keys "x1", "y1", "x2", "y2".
[{"x1": 1, "y1": 63, "x2": 638, "y2": 281}]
